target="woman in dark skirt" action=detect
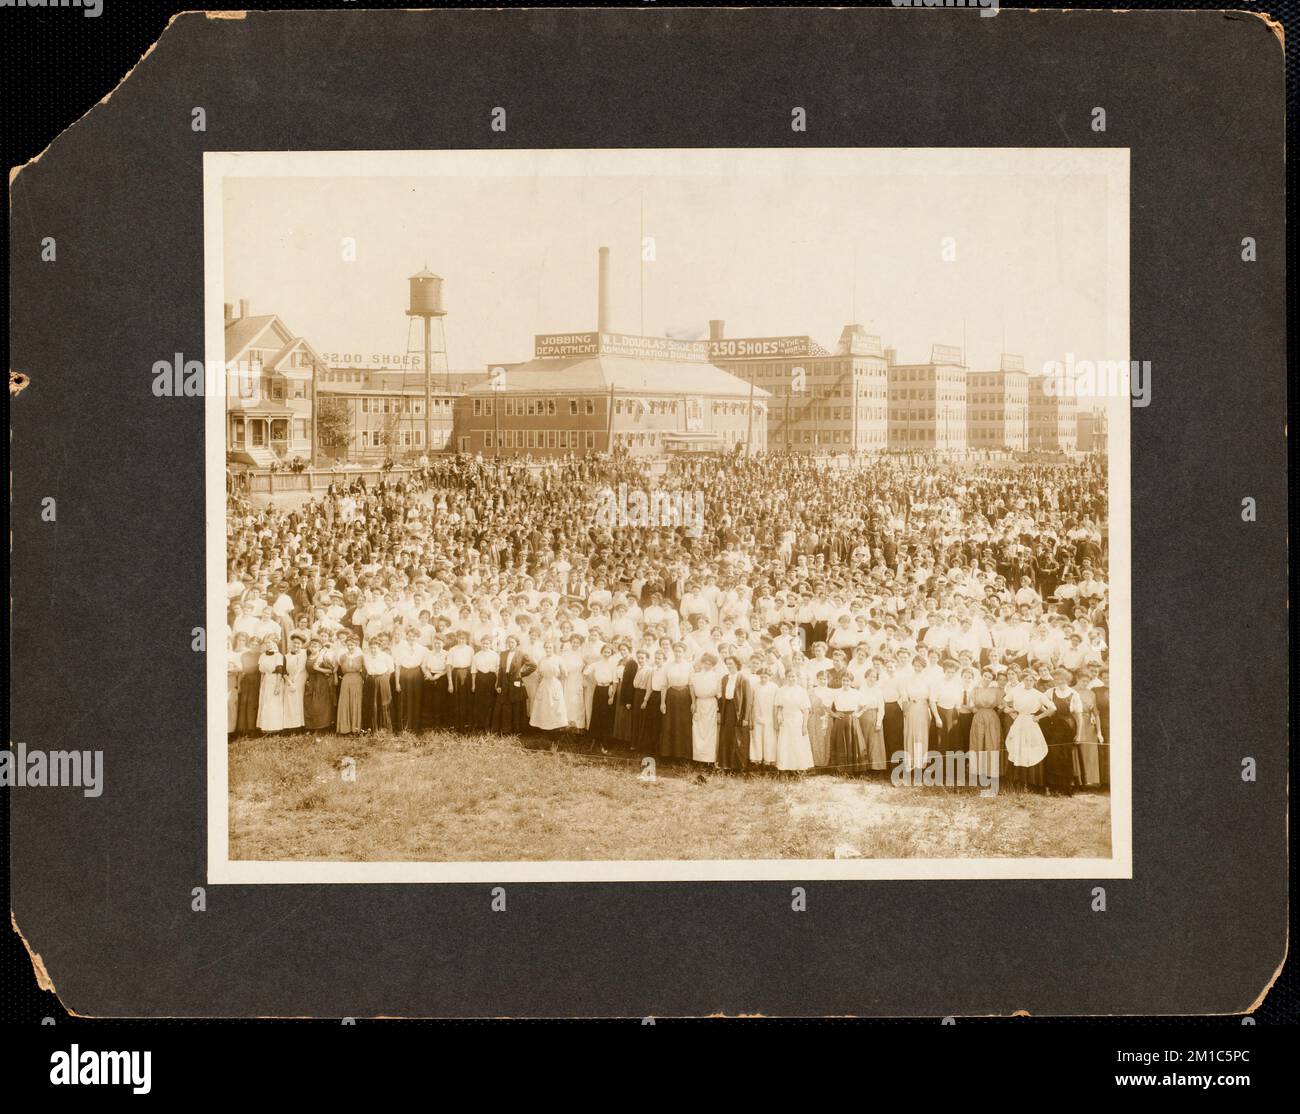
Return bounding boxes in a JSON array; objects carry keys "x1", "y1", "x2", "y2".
[
  {"x1": 826, "y1": 674, "x2": 866, "y2": 776},
  {"x1": 1041, "y1": 667, "x2": 1083, "y2": 795},
  {"x1": 585, "y1": 643, "x2": 621, "y2": 752},
  {"x1": 612, "y1": 644, "x2": 638, "y2": 747},
  {"x1": 470, "y1": 639, "x2": 499, "y2": 731},
  {"x1": 420, "y1": 637, "x2": 449, "y2": 730},
  {"x1": 881, "y1": 656, "x2": 906, "y2": 763},
  {"x1": 629, "y1": 651, "x2": 652, "y2": 751},
  {"x1": 446, "y1": 631, "x2": 474, "y2": 730},
  {"x1": 363, "y1": 634, "x2": 395, "y2": 735},
  {"x1": 393, "y1": 630, "x2": 425, "y2": 734},
  {"x1": 659, "y1": 642, "x2": 694, "y2": 760},
  {"x1": 1002, "y1": 669, "x2": 1047, "y2": 790},
  {"x1": 303, "y1": 637, "x2": 337, "y2": 732},
  {"x1": 235, "y1": 633, "x2": 261, "y2": 735},
  {"x1": 638, "y1": 650, "x2": 667, "y2": 754},
  {"x1": 956, "y1": 666, "x2": 977, "y2": 755},
  {"x1": 1094, "y1": 667, "x2": 1110, "y2": 789},
  {"x1": 717, "y1": 655, "x2": 750, "y2": 772}
]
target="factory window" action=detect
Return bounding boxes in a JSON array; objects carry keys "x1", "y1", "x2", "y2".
[
  {"x1": 547, "y1": 430, "x2": 557, "y2": 448},
  {"x1": 585, "y1": 431, "x2": 595, "y2": 449},
  {"x1": 413, "y1": 401, "x2": 423, "y2": 416},
  {"x1": 484, "y1": 400, "x2": 493, "y2": 416},
  {"x1": 361, "y1": 432, "x2": 369, "y2": 448},
  {"x1": 569, "y1": 399, "x2": 578, "y2": 415},
  {"x1": 584, "y1": 399, "x2": 595, "y2": 415},
  {"x1": 473, "y1": 399, "x2": 482, "y2": 416},
  {"x1": 482, "y1": 431, "x2": 491, "y2": 448},
  {"x1": 547, "y1": 400, "x2": 556, "y2": 416}
]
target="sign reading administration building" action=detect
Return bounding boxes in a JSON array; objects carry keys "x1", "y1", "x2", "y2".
[{"x1": 534, "y1": 332, "x2": 710, "y2": 361}]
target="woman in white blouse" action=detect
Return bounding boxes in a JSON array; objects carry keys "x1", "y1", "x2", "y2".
[{"x1": 898, "y1": 654, "x2": 938, "y2": 773}]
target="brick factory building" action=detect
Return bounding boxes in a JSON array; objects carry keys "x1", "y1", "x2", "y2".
[
  {"x1": 453, "y1": 331, "x2": 768, "y2": 457},
  {"x1": 705, "y1": 322, "x2": 889, "y2": 453},
  {"x1": 966, "y1": 354, "x2": 1030, "y2": 452},
  {"x1": 316, "y1": 366, "x2": 489, "y2": 461}
]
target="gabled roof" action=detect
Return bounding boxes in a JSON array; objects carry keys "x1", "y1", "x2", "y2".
[
  {"x1": 224, "y1": 314, "x2": 294, "y2": 363},
  {"x1": 466, "y1": 355, "x2": 769, "y2": 399}
]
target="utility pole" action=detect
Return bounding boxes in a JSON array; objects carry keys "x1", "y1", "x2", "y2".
[
  {"x1": 606, "y1": 383, "x2": 615, "y2": 452},
  {"x1": 310, "y1": 356, "x2": 318, "y2": 465},
  {"x1": 745, "y1": 376, "x2": 755, "y2": 456},
  {"x1": 423, "y1": 315, "x2": 432, "y2": 459}
]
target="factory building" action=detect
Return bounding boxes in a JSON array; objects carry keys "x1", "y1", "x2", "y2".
[
  {"x1": 706, "y1": 322, "x2": 889, "y2": 452},
  {"x1": 1028, "y1": 375, "x2": 1079, "y2": 452},
  {"x1": 454, "y1": 334, "x2": 766, "y2": 457},
  {"x1": 887, "y1": 343, "x2": 969, "y2": 454},
  {"x1": 453, "y1": 248, "x2": 768, "y2": 457},
  {"x1": 966, "y1": 355, "x2": 1030, "y2": 452},
  {"x1": 315, "y1": 367, "x2": 486, "y2": 461}
]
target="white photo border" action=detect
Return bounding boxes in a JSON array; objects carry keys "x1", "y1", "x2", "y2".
[{"x1": 204, "y1": 147, "x2": 1132, "y2": 884}]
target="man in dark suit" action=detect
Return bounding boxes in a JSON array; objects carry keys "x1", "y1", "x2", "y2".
[{"x1": 492, "y1": 636, "x2": 535, "y2": 735}]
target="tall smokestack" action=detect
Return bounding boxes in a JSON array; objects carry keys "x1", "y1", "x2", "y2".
[
  {"x1": 597, "y1": 246, "x2": 610, "y2": 334},
  {"x1": 709, "y1": 319, "x2": 725, "y2": 341}
]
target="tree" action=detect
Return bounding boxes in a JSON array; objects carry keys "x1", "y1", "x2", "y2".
[
  {"x1": 380, "y1": 410, "x2": 402, "y2": 455},
  {"x1": 317, "y1": 397, "x2": 353, "y2": 456}
]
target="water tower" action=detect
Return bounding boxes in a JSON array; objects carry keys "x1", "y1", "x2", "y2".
[{"x1": 406, "y1": 268, "x2": 448, "y2": 455}]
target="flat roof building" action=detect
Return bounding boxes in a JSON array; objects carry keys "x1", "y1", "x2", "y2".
[
  {"x1": 1028, "y1": 374, "x2": 1078, "y2": 452},
  {"x1": 707, "y1": 322, "x2": 889, "y2": 453},
  {"x1": 315, "y1": 368, "x2": 488, "y2": 460},
  {"x1": 887, "y1": 343, "x2": 969, "y2": 455},
  {"x1": 967, "y1": 354, "x2": 1029, "y2": 452}
]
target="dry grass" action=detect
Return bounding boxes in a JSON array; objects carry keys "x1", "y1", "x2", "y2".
[{"x1": 228, "y1": 730, "x2": 1111, "y2": 862}]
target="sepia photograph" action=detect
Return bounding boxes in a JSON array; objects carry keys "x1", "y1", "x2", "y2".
[{"x1": 204, "y1": 147, "x2": 1131, "y2": 883}]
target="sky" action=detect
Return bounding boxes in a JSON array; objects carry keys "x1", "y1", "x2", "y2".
[{"x1": 221, "y1": 150, "x2": 1124, "y2": 374}]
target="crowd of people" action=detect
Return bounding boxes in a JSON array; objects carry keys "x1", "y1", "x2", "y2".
[{"x1": 225, "y1": 451, "x2": 1112, "y2": 793}]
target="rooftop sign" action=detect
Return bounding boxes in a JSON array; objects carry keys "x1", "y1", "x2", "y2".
[
  {"x1": 534, "y1": 332, "x2": 709, "y2": 361},
  {"x1": 707, "y1": 336, "x2": 817, "y2": 359}
]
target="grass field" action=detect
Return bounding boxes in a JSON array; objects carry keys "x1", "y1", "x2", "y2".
[{"x1": 227, "y1": 729, "x2": 1111, "y2": 863}]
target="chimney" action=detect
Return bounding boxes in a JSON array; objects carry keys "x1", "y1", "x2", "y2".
[
  {"x1": 224, "y1": 302, "x2": 235, "y2": 322},
  {"x1": 884, "y1": 346, "x2": 897, "y2": 367},
  {"x1": 709, "y1": 319, "x2": 725, "y2": 341},
  {"x1": 239, "y1": 298, "x2": 251, "y2": 320},
  {"x1": 597, "y1": 246, "x2": 610, "y2": 334}
]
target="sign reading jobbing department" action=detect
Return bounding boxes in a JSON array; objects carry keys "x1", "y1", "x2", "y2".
[{"x1": 534, "y1": 332, "x2": 710, "y2": 361}]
